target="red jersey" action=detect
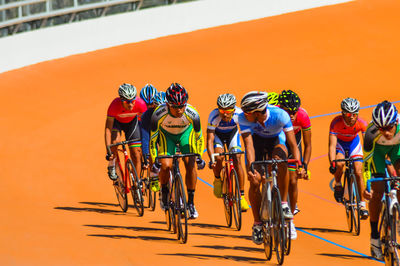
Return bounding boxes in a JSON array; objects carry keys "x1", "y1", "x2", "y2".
[
  {"x1": 329, "y1": 115, "x2": 367, "y2": 142},
  {"x1": 292, "y1": 107, "x2": 311, "y2": 134},
  {"x1": 107, "y1": 97, "x2": 147, "y2": 123}
]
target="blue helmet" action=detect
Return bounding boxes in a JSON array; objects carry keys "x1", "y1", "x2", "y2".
[
  {"x1": 154, "y1": 91, "x2": 166, "y2": 105},
  {"x1": 140, "y1": 84, "x2": 158, "y2": 105}
]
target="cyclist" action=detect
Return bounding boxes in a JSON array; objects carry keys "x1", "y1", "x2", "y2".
[
  {"x1": 267, "y1": 92, "x2": 280, "y2": 106},
  {"x1": 363, "y1": 101, "x2": 400, "y2": 260},
  {"x1": 140, "y1": 87, "x2": 164, "y2": 192},
  {"x1": 105, "y1": 83, "x2": 147, "y2": 182},
  {"x1": 328, "y1": 98, "x2": 369, "y2": 219},
  {"x1": 238, "y1": 91, "x2": 302, "y2": 245},
  {"x1": 206, "y1": 93, "x2": 249, "y2": 211},
  {"x1": 149, "y1": 83, "x2": 205, "y2": 219},
  {"x1": 278, "y1": 90, "x2": 312, "y2": 240}
]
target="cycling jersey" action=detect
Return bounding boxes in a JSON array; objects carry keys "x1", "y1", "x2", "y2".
[
  {"x1": 149, "y1": 104, "x2": 204, "y2": 161},
  {"x1": 140, "y1": 107, "x2": 156, "y2": 156},
  {"x1": 363, "y1": 118, "x2": 400, "y2": 184},
  {"x1": 329, "y1": 115, "x2": 367, "y2": 142},
  {"x1": 107, "y1": 97, "x2": 147, "y2": 123},
  {"x1": 207, "y1": 107, "x2": 242, "y2": 133},
  {"x1": 238, "y1": 105, "x2": 293, "y2": 143},
  {"x1": 292, "y1": 107, "x2": 311, "y2": 135}
]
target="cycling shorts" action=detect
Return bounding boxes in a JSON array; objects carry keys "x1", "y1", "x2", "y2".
[
  {"x1": 157, "y1": 124, "x2": 197, "y2": 155},
  {"x1": 336, "y1": 134, "x2": 363, "y2": 159},
  {"x1": 370, "y1": 143, "x2": 400, "y2": 174},
  {"x1": 287, "y1": 131, "x2": 302, "y2": 160},
  {"x1": 253, "y1": 133, "x2": 286, "y2": 160},
  {"x1": 214, "y1": 127, "x2": 242, "y2": 152},
  {"x1": 112, "y1": 117, "x2": 141, "y2": 147}
]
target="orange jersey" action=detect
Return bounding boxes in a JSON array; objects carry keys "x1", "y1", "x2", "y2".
[{"x1": 329, "y1": 115, "x2": 367, "y2": 142}]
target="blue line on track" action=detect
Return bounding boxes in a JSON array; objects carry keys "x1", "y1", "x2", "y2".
[
  {"x1": 197, "y1": 176, "x2": 213, "y2": 188},
  {"x1": 296, "y1": 228, "x2": 383, "y2": 263}
]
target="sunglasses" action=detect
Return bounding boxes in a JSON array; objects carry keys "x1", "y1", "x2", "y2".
[
  {"x1": 287, "y1": 110, "x2": 298, "y2": 116},
  {"x1": 121, "y1": 98, "x2": 136, "y2": 104},
  {"x1": 378, "y1": 124, "x2": 395, "y2": 132},
  {"x1": 218, "y1": 108, "x2": 235, "y2": 114},
  {"x1": 170, "y1": 104, "x2": 186, "y2": 109},
  {"x1": 342, "y1": 112, "x2": 358, "y2": 118}
]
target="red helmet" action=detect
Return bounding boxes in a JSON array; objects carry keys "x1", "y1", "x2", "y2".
[{"x1": 166, "y1": 83, "x2": 188, "y2": 105}]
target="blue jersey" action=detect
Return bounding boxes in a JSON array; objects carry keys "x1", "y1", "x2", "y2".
[
  {"x1": 207, "y1": 106, "x2": 242, "y2": 133},
  {"x1": 238, "y1": 105, "x2": 293, "y2": 142},
  {"x1": 141, "y1": 108, "x2": 155, "y2": 156}
]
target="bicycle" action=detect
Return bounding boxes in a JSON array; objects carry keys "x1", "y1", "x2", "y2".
[
  {"x1": 140, "y1": 155, "x2": 156, "y2": 211},
  {"x1": 367, "y1": 172, "x2": 400, "y2": 265},
  {"x1": 106, "y1": 140, "x2": 144, "y2": 216},
  {"x1": 211, "y1": 148, "x2": 244, "y2": 231},
  {"x1": 156, "y1": 152, "x2": 201, "y2": 244},
  {"x1": 251, "y1": 158, "x2": 299, "y2": 265},
  {"x1": 332, "y1": 152, "x2": 362, "y2": 236}
]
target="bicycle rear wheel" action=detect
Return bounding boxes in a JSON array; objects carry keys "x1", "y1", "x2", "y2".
[
  {"x1": 284, "y1": 219, "x2": 292, "y2": 255},
  {"x1": 350, "y1": 175, "x2": 361, "y2": 236},
  {"x1": 264, "y1": 221, "x2": 273, "y2": 261},
  {"x1": 175, "y1": 173, "x2": 188, "y2": 244},
  {"x1": 272, "y1": 186, "x2": 285, "y2": 265},
  {"x1": 344, "y1": 173, "x2": 353, "y2": 233},
  {"x1": 127, "y1": 159, "x2": 144, "y2": 216},
  {"x1": 114, "y1": 162, "x2": 128, "y2": 212},
  {"x1": 140, "y1": 167, "x2": 150, "y2": 208},
  {"x1": 231, "y1": 168, "x2": 242, "y2": 231},
  {"x1": 222, "y1": 167, "x2": 232, "y2": 228}
]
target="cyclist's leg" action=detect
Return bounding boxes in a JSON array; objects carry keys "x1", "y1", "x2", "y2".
[
  {"x1": 287, "y1": 131, "x2": 302, "y2": 214},
  {"x1": 108, "y1": 122, "x2": 122, "y2": 180},
  {"x1": 121, "y1": 117, "x2": 142, "y2": 181},
  {"x1": 334, "y1": 140, "x2": 347, "y2": 185},
  {"x1": 212, "y1": 132, "x2": 225, "y2": 197}
]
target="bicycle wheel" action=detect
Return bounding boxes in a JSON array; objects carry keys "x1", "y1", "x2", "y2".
[
  {"x1": 379, "y1": 205, "x2": 391, "y2": 265},
  {"x1": 175, "y1": 172, "x2": 188, "y2": 244},
  {"x1": 140, "y1": 167, "x2": 150, "y2": 208},
  {"x1": 114, "y1": 162, "x2": 128, "y2": 212},
  {"x1": 284, "y1": 219, "x2": 292, "y2": 255},
  {"x1": 222, "y1": 167, "x2": 232, "y2": 228},
  {"x1": 344, "y1": 173, "x2": 353, "y2": 233},
  {"x1": 263, "y1": 221, "x2": 273, "y2": 261},
  {"x1": 127, "y1": 159, "x2": 144, "y2": 216},
  {"x1": 350, "y1": 175, "x2": 361, "y2": 236},
  {"x1": 272, "y1": 186, "x2": 285, "y2": 265},
  {"x1": 388, "y1": 203, "x2": 400, "y2": 266},
  {"x1": 231, "y1": 168, "x2": 242, "y2": 231}
]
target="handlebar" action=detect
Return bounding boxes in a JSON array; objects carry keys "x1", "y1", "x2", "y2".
[
  {"x1": 250, "y1": 159, "x2": 301, "y2": 173},
  {"x1": 106, "y1": 140, "x2": 133, "y2": 158},
  {"x1": 156, "y1": 153, "x2": 200, "y2": 161},
  {"x1": 366, "y1": 175, "x2": 400, "y2": 192},
  {"x1": 211, "y1": 151, "x2": 244, "y2": 164},
  {"x1": 332, "y1": 157, "x2": 363, "y2": 163}
]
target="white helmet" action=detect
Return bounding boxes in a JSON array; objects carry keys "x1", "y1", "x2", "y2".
[
  {"x1": 341, "y1": 98, "x2": 360, "y2": 113},
  {"x1": 217, "y1": 93, "x2": 236, "y2": 109},
  {"x1": 372, "y1": 100, "x2": 398, "y2": 128},
  {"x1": 118, "y1": 83, "x2": 137, "y2": 100},
  {"x1": 240, "y1": 91, "x2": 268, "y2": 113}
]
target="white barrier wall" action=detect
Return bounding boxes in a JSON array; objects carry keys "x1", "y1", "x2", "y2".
[{"x1": 0, "y1": 0, "x2": 352, "y2": 73}]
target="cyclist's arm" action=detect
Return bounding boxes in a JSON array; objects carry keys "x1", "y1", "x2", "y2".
[
  {"x1": 188, "y1": 106, "x2": 204, "y2": 156},
  {"x1": 206, "y1": 129, "x2": 216, "y2": 161},
  {"x1": 149, "y1": 113, "x2": 160, "y2": 163},
  {"x1": 302, "y1": 128, "x2": 312, "y2": 165},
  {"x1": 242, "y1": 132, "x2": 255, "y2": 169},
  {"x1": 328, "y1": 133, "x2": 337, "y2": 164},
  {"x1": 285, "y1": 129, "x2": 301, "y2": 164},
  {"x1": 105, "y1": 116, "x2": 114, "y2": 150},
  {"x1": 363, "y1": 123, "x2": 379, "y2": 185}
]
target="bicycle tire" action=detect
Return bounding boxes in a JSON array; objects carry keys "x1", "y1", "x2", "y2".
[
  {"x1": 380, "y1": 205, "x2": 391, "y2": 265},
  {"x1": 272, "y1": 186, "x2": 285, "y2": 265},
  {"x1": 140, "y1": 167, "x2": 151, "y2": 209},
  {"x1": 127, "y1": 159, "x2": 144, "y2": 217},
  {"x1": 344, "y1": 173, "x2": 353, "y2": 233},
  {"x1": 222, "y1": 167, "x2": 232, "y2": 228},
  {"x1": 114, "y1": 162, "x2": 128, "y2": 212},
  {"x1": 263, "y1": 221, "x2": 273, "y2": 261},
  {"x1": 387, "y1": 203, "x2": 400, "y2": 266},
  {"x1": 231, "y1": 168, "x2": 242, "y2": 231},
  {"x1": 175, "y1": 172, "x2": 188, "y2": 244},
  {"x1": 284, "y1": 219, "x2": 292, "y2": 255},
  {"x1": 350, "y1": 174, "x2": 361, "y2": 236}
]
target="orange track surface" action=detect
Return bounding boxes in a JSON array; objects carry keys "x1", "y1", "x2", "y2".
[{"x1": 1, "y1": 0, "x2": 400, "y2": 264}]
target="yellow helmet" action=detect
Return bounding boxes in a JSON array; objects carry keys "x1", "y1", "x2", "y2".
[{"x1": 267, "y1": 92, "x2": 280, "y2": 106}]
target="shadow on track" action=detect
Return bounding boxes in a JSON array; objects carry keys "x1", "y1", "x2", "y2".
[
  {"x1": 191, "y1": 232, "x2": 251, "y2": 240},
  {"x1": 158, "y1": 253, "x2": 265, "y2": 263},
  {"x1": 54, "y1": 206, "x2": 127, "y2": 215},
  {"x1": 79, "y1": 201, "x2": 119, "y2": 207},
  {"x1": 189, "y1": 222, "x2": 230, "y2": 230},
  {"x1": 194, "y1": 245, "x2": 263, "y2": 253},
  {"x1": 297, "y1": 227, "x2": 350, "y2": 235},
  {"x1": 317, "y1": 253, "x2": 378, "y2": 261},
  {"x1": 84, "y1": 224, "x2": 165, "y2": 232},
  {"x1": 88, "y1": 234, "x2": 176, "y2": 242}
]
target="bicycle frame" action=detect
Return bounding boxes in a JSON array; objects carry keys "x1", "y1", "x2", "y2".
[{"x1": 107, "y1": 141, "x2": 134, "y2": 194}]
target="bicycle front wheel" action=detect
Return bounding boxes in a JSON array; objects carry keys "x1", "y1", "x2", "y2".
[
  {"x1": 344, "y1": 174, "x2": 353, "y2": 233},
  {"x1": 264, "y1": 221, "x2": 273, "y2": 261},
  {"x1": 389, "y1": 203, "x2": 400, "y2": 265},
  {"x1": 284, "y1": 219, "x2": 292, "y2": 255},
  {"x1": 174, "y1": 173, "x2": 188, "y2": 244},
  {"x1": 114, "y1": 162, "x2": 128, "y2": 212},
  {"x1": 231, "y1": 168, "x2": 242, "y2": 231},
  {"x1": 127, "y1": 159, "x2": 144, "y2": 217},
  {"x1": 222, "y1": 167, "x2": 232, "y2": 228},
  {"x1": 350, "y1": 175, "x2": 361, "y2": 236},
  {"x1": 272, "y1": 186, "x2": 285, "y2": 265}
]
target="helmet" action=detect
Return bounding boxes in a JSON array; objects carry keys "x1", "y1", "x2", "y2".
[
  {"x1": 341, "y1": 97, "x2": 360, "y2": 113},
  {"x1": 166, "y1": 83, "x2": 188, "y2": 105},
  {"x1": 240, "y1": 91, "x2": 268, "y2": 113},
  {"x1": 154, "y1": 91, "x2": 166, "y2": 105},
  {"x1": 279, "y1": 90, "x2": 301, "y2": 112},
  {"x1": 372, "y1": 100, "x2": 398, "y2": 128},
  {"x1": 140, "y1": 84, "x2": 158, "y2": 105},
  {"x1": 118, "y1": 83, "x2": 137, "y2": 100},
  {"x1": 217, "y1": 93, "x2": 236, "y2": 109},
  {"x1": 267, "y1": 92, "x2": 280, "y2": 106}
]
